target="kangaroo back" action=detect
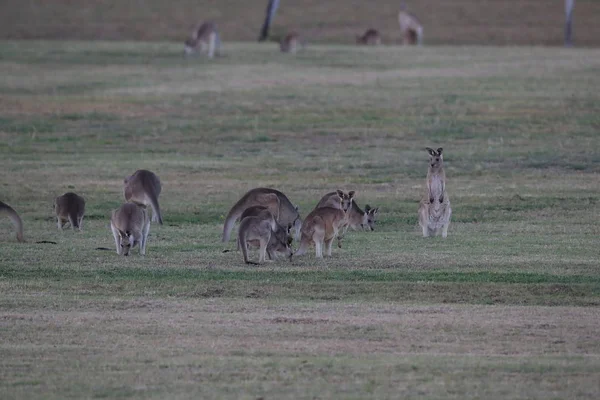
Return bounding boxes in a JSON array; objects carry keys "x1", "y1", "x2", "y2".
[{"x1": 0, "y1": 201, "x2": 24, "y2": 242}]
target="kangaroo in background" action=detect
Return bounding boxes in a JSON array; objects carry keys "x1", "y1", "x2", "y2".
[
  {"x1": 280, "y1": 32, "x2": 303, "y2": 53},
  {"x1": 418, "y1": 147, "x2": 451, "y2": 237},
  {"x1": 356, "y1": 29, "x2": 382, "y2": 45},
  {"x1": 123, "y1": 169, "x2": 163, "y2": 225},
  {"x1": 110, "y1": 202, "x2": 150, "y2": 256},
  {"x1": 315, "y1": 190, "x2": 355, "y2": 212},
  {"x1": 54, "y1": 192, "x2": 85, "y2": 231},
  {"x1": 222, "y1": 188, "x2": 302, "y2": 243},
  {"x1": 0, "y1": 201, "x2": 24, "y2": 242},
  {"x1": 184, "y1": 21, "x2": 220, "y2": 58},
  {"x1": 398, "y1": 5, "x2": 423, "y2": 45},
  {"x1": 238, "y1": 210, "x2": 292, "y2": 265},
  {"x1": 336, "y1": 202, "x2": 379, "y2": 248},
  {"x1": 239, "y1": 206, "x2": 294, "y2": 260}
]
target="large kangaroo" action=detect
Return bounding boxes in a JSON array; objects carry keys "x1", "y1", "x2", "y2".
[
  {"x1": 54, "y1": 192, "x2": 85, "y2": 231},
  {"x1": 222, "y1": 188, "x2": 302, "y2": 243},
  {"x1": 123, "y1": 169, "x2": 163, "y2": 225},
  {"x1": 110, "y1": 202, "x2": 150, "y2": 256},
  {"x1": 418, "y1": 147, "x2": 451, "y2": 237},
  {"x1": 0, "y1": 201, "x2": 24, "y2": 242}
]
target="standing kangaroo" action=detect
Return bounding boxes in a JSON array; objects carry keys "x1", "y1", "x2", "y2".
[
  {"x1": 222, "y1": 188, "x2": 302, "y2": 243},
  {"x1": 184, "y1": 21, "x2": 220, "y2": 58},
  {"x1": 110, "y1": 203, "x2": 150, "y2": 256},
  {"x1": 418, "y1": 147, "x2": 451, "y2": 237},
  {"x1": 54, "y1": 192, "x2": 85, "y2": 231},
  {"x1": 239, "y1": 206, "x2": 293, "y2": 260},
  {"x1": 123, "y1": 169, "x2": 163, "y2": 225},
  {"x1": 0, "y1": 201, "x2": 24, "y2": 242},
  {"x1": 237, "y1": 210, "x2": 293, "y2": 265}
]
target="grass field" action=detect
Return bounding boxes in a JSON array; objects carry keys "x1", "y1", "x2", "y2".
[{"x1": 1, "y1": 41, "x2": 600, "y2": 398}]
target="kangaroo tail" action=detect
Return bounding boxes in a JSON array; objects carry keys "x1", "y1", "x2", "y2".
[
  {"x1": 2, "y1": 207, "x2": 24, "y2": 242},
  {"x1": 208, "y1": 32, "x2": 216, "y2": 58},
  {"x1": 222, "y1": 204, "x2": 242, "y2": 243},
  {"x1": 68, "y1": 211, "x2": 80, "y2": 230},
  {"x1": 147, "y1": 191, "x2": 163, "y2": 225}
]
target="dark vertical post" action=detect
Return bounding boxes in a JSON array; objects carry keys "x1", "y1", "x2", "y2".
[
  {"x1": 258, "y1": 0, "x2": 281, "y2": 42},
  {"x1": 565, "y1": 0, "x2": 575, "y2": 47}
]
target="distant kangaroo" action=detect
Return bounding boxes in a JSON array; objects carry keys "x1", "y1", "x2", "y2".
[
  {"x1": 184, "y1": 21, "x2": 220, "y2": 58},
  {"x1": 54, "y1": 192, "x2": 85, "y2": 231},
  {"x1": 398, "y1": 6, "x2": 423, "y2": 45},
  {"x1": 123, "y1": 169, "x2": 163, "y2": 225},
  {"x1": 110, "y1": 202, "x2": 150, "y2": 256},
  {"x1": 222, "y1": 188, "x2": 302, "y2": 243},
  {"x1": 418, "y1": 147, "x2": 451, "y2": 237},
  {"x1": 356, "y1": 28, "x2": 382, "y2": 45},
  {"x1": 0, "y1": 201, "x2": 24, "y2": 242},
  {"x1": 280, "y1": 32, "x2": 303, "y2": 53}
]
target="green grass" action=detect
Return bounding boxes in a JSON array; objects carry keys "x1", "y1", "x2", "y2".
[{"x1": 1, "y1": 41, "x2": 600, "y2": 399}]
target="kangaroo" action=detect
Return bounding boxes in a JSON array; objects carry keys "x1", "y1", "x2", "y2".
[
  {"x1": 110, "y1": 203, "x2": 150, "y2": 256},
  {"x1": 0, "y1": 201, "x2": 24, "y2": 242},
  {"x1": 184, "y1": 21, "x2": 220, "y2": 58},
  {"x1": 398, "y1": 6, "x2": 423, "y2": 45},
  {"x1": 123, "y1": 169, "x2": 163, "y2": 225},
  {"x1": 238, "y1": 212, "x2": 292, "y2": 265},
  {"x1": 315, "y1": 190, "x2": 355, "y2": 212},
  {"x1": 54, "y1": 192, "x2": 85, "y2": 231},
  {"x1": 239, "y1": 206, "x2": 293, "y2": 260},
  {"x1": 280, "y1": 32, "x2": 303, "y2": 53},
  {"x1": 222, "y1": 188, "x2": 302, "y2": 243},
  {"x1": 294, "y1": 205, "x2": 348, "y2": 259},
  {"x1": 356, "y1": 28, "x2": 382, "y2": 45},
  {"x1": 418, "y1": 147, "x2": 451, "y2": 238}
]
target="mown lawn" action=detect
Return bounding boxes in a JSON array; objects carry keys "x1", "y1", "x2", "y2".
[{"x1": 1, "y1": 41, "x2": 599, "y2": 399}]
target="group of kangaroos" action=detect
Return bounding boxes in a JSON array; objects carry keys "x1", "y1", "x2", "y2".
[
  {"x1": 1, "y1": 148, "x2": 451, "y2": 264},
  {"x1": 184, "y1": 8, "x2": 423, "y2": 58}
]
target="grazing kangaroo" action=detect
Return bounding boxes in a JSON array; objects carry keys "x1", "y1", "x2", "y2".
[
  {"x1": 239, "y1": 206, "x2": 293, "y2": 260},
  {"x1": 238, "y1": 211, "x2": 292, "y2": 265},
  {"x1": 184, "y1": 21, "x2": 220, "y2": 58},
  {"x1": 222, "y1": 188, "x2": 302, "y2": 243},
  {"x1": 418, "y1": 147, "x2": 451, "y2": 238},
  {"x1": 54, "y1": 192, "x2": 85, "y2": 231},
  {"x1": 0, "y1": 201, "x2": 24, "y2": 242},
  {"x1": 398, "y1": 6, "x2": 423, "y2": 45},
  {"x1": 110, "y1": 203, "x2": 150, "y2": 256},
  {"x1": 356, "y1": 28, "x2": 382, "y2": 45},
  {"x1": 123, "y1": 169, "x2": 163, "y2": 225},
  {"x1": 280, "y1": 32, "x2": 302, "y2": 53}
]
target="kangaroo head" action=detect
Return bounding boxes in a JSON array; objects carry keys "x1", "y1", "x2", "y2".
[
  {"x1": 363, "y1": 205, "x2": 379, "y2": 231},
  {"x1": 336, "y1": 190, "x2": 355, "y2": 212},
  {"x1": 426, "y1": 147, "x2": 444, "y2": 169},
  {"x1": 118, "y1": 230, "x2": 136, "y2": 256}
]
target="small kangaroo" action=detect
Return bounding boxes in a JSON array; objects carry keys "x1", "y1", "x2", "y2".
[
  {"x1": 223, "y1": 188, "x2": 302, "y2": 243},
  {"x1": 398, "y1": 6, "x2": 423, "y2": 45},
  {"x1": 356, "y1": 28, "x2": 382, "y2": 45},
  {"x1": 239, "y1": 206, "x2": 293, "y2": 260},
  {"x1": 294, "y1": 205, "x2": 348, "y2": 259},
  {"x1": 0, "y1": 201, "x2": 24, "y2": 242},
  {"x1": 110, "y1": 203, "x2": 150, "y2": 256},
  {"x1": 418, "y1": 147, "x2": 451, "y2": 238},
  {"x1": 54, "y1": 192, "x2": 85, "y2": 231},
  {"x1": 123, "y1": 169, "x2": 163, "y2": 225},
  {"x1": 238, "y1": 211, "x2": 292, "y2": 265},
  {"x1": 280, "y1": 32, "x2": 302, "y2": 53},
  {"x1": 184, "y1": 21, "x2": 220, "y2": 58}
]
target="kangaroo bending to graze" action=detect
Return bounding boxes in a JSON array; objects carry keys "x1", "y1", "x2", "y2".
[
  {"x1": 238, "y1": 211, "x2": 292, "y2": 265},
  {"x1": 222, "y1": 188, "x2": 302, "y2": 243},
  {"x1": 184, "y1": 21, "x2": 220, "y2": 58},
  {"x1": 0, "y1": 201, "x2": 24, "y2": 242},
  {"x1": 239, "y1": 206, "x2": 293, "y2": 260},
  {"x1": 110, "y1": 203, "x2": 150, "y2": 256},
  {"x1": 280, "y1": 32, "x2": 302, "y2": 53},
  {"x1": 54, "y1": 192, "x2": 85, "y2": 231},
  {"x1": 123, "y1": 169, "x2": 162, "y2": 225},
  {"x1": 356, "y1": 29, "x2": 382, "y2": 45},
  {"x1": 418, "y1": 147, "x2": 451, "y2": 238},
  {"x1": 398, "y1": 7, "x2": 423, "y2": 45}
]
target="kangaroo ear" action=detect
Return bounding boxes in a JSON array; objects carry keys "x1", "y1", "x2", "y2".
[
  {"x1": 373, "y1": 207, "x2": 379, "y2": 214},
  {"x1": 294, "y1": 204, "x2": 299, "y2": 212},
  {"x1": 437, "y1": 147, "x2": 443, "y2": 155},
  {"x1": 426, "y1": 147, "x2": 436, "y2": 157},
  {"x1": 364, "y1": 204, "x2": 371, "y2": 212},
  {"x1": 336, "y1": 189, "x2": 344, "y2": 198},
  {"x1": 287, "y1": 236, "x2": 293, "y2": 245},
  {"x1": 348, "y1": 191, "x2": 355, "y2": 199}
]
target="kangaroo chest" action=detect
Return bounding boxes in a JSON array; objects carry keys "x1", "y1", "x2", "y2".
[{"x1": 428, "y1": 174, "x2": 444, "y2": 199}]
